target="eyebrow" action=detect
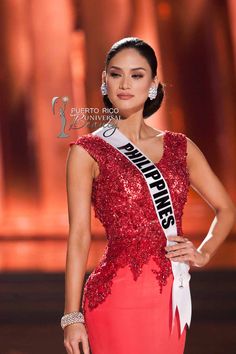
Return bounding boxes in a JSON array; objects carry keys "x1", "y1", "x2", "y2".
[{"x1": 109, "y1": 66, "x2": 146, "y2": 71}]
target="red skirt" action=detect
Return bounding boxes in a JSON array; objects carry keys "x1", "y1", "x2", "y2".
[{"x1": 83, "y1": 257, "x2": 187, "y2": 354}]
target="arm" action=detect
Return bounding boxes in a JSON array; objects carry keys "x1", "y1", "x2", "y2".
[
  {"x1": 166, "y1": 137, "x2": 236, "y2": 267},
  {"x1": 186, "y1": 137, "x2": 236, "y2": 265},
  {"x1": 63, "y1": 143, "x2": 96, "y2": 354},
  {"x1": 64, "y1": 143, "x2": 94, "y2": 313}
]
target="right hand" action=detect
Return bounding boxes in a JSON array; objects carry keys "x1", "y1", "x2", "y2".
[{"x1": 64, "y1": 322, "x2": 90, "y2": 354}]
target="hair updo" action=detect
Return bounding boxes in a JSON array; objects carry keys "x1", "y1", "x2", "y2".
[{"x1": 102, "y1": 37, "x2": 165, "y2": 119}]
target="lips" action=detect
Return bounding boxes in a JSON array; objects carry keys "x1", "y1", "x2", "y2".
[{"x1": 117, "y1": 94, "x2": 134, "y2": 100}]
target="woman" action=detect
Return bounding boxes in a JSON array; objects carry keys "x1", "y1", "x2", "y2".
[{"x1": 62, "y1": 37, "x2": 236, "y2": 354}]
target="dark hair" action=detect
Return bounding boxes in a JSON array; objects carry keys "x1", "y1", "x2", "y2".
[{"x1": 102, "y1": 37, "x2": 165, "y2": 119}]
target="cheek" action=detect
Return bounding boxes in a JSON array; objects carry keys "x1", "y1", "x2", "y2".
[
  {"x1": 132, "y1": 80, "x2": 150, "y2": 99},
  {"x1": 106, "y1": 79, "x2": 118, "y2": 92},
  {"x1": 136, "y1": 79, "x2": 150, "y2": 89},
  {"x1": 134, "y1": 81, "x2": 150, "y2": 100},
  {"x1": 137, "y1": 82, "x2": 149, "y2": 94}
]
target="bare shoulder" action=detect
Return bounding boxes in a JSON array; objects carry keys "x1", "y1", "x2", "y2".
[
  {"x1": 67, "y1": 140, "x2": 96, "y2": 179},
  {"x1": 68, "y1": 143, "x2": 94, "y2": 165},
  {"x1": 184, "y1": 135, "x2": 236, "y2": 214},
  {"x1": 185, "y1": 136, "x2": 208, "y2": 169}
]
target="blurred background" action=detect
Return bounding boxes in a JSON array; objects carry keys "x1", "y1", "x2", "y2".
[{"x1": 0, "y1": 0, "x2": 235, "y2": 353}]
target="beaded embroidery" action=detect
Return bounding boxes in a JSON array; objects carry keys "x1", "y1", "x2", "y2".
[{"x1": 69, "y1": 130, "x2": 190, "y2": 316}]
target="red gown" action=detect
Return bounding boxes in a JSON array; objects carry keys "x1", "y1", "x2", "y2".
[{"x1": 69, "y1": 129, "x2": 190, "y2": 354}]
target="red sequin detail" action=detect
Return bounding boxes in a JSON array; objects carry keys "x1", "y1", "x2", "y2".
[{"x1": 69, "y1": 130, "x2": 190, "y2": 316}]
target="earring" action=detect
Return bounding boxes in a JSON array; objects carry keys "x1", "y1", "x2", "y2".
[
  {"x1": 148, "y1": 86, "x2": 157, "y2": 100},
  {"x1": 101, "y1": 82, "x2": 108, "y2": 95}
]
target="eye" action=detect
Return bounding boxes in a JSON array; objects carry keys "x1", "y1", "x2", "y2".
[
  {"x1": 110, "y1": 73, "x2": 120, "y2": 77},
  {"x1": 132, "y1": 74, "x2": 143, "y2": 79}
]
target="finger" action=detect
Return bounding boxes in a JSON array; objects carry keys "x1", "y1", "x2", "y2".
[
  {"x1": 64, "y1": 341, "x2": 73, "y2": 354},
  {"x1": 165, "y1": 242, "x2": 191, "y2": 252},
  {"x1": 71, "y1": 340, "x2": 81, "y2": 354},
  {"x1": 171, "y1": 254, "x2": 189, "y2": 262},
  {"x1": 167, "y1": 235, "x2": 188, "y2": 243},
  {"x1": 169, "y1": 244, "x2": 196, "y2": 257},
  {"x1": 82, "y1": 337, "x2": 90, "y2": 354},
  {"x1": 171, "y1": 247, "x2": 196, "y2": 261},
  {"x1": 166, "y1": 248, "x2": 189, "y2": 258}
]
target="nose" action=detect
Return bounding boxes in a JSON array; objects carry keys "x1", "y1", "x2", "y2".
[{"x1": 119, "y1": 75, "x2": 131, "y2": 90}]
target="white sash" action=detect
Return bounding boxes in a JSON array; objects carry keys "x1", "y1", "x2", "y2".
[{"x1": 92, "y1": 123, "x2": 192, "y2": 335}]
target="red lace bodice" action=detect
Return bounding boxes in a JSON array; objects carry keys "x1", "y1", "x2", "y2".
[{"x1": 69, "y1": 130, "x2": 190, "y2": 315}]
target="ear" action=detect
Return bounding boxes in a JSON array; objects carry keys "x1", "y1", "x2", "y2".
[
  {"x1": 152, "y1": 75, "x2": 158, "y2": 87},
  {"x1": 102, "y1": 70, "x2": 106, "y2": 83}
]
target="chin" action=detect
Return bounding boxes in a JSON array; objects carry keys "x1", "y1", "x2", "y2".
[
  {"x1": 118, "y1": 108, "x2": 142, "y2": 119},
  {"x1": 109, "y1": 97, "x2": 144, "y2": 117}
]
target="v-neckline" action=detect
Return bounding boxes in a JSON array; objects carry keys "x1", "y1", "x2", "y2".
[{"x1": 115, "y1": 128, "x2": 168, "y2": 166}]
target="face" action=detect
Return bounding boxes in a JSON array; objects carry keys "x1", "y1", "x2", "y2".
[{"x1": 103, "y1": 48, "x2": 157, "y2": 117}]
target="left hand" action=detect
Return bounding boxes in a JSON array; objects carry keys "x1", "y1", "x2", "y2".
[{"x1": 165, "y1": 235, "x2": 210, "y2": 268}]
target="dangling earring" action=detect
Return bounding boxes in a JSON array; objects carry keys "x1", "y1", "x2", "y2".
[
  {"x1": 148, "y1": 86, "x2": 157, "y2": 100},
  {"x1": 101, "y1": 82, "x2": 108, "y2": 95}
]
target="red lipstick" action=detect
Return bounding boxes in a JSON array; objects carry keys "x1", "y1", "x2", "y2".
[{"x1": 117, "y1": 94, "x2": 134, "y2": 100}]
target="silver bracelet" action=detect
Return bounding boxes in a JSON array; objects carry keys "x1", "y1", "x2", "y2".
[{"x1": 61, "y1": 311, "x2": 85, "y2": 330}]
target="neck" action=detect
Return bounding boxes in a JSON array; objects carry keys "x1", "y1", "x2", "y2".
[{"x1": 115, "y1": 111, "x2": 147, "y2": 143}]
